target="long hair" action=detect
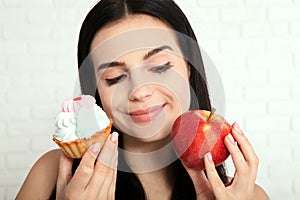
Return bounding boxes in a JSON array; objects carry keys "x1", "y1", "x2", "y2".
[{"x1": 50, "y1": 0, "x2": 228, "y2": 199}]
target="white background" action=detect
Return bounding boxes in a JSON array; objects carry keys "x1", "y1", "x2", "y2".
[{"x1": 1, "y1": 0, "x2": 300, "y2": 199}]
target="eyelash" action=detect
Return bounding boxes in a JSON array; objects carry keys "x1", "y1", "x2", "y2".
[
  {"x1": 105, "y1": 74, "x2": 127, "y2": 86},
  {"x1": 148, "y1": 62, "x2": 173, "y2": 74},
  {"x1": 105, "y1": 62, "x2": 173, "y2": 86}
]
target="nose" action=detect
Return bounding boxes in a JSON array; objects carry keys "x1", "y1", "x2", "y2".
[
  {"x1": 127, "y1": 66, "x2": 154, "y2": 102},
  {"x1": 129, "y1": 85, "x2": 153, "y2": 102}
]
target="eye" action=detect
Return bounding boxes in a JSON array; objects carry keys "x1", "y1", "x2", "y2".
[
  {"x1": 105, "y1": 74, "x2": 127, "y2": 86},
  {"x1": 148, "y1": 62, "x2": 173, "y2": 74}
]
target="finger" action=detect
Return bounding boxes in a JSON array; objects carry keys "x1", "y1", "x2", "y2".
[
  {"x1": 97, "y1": 148, "x2": 118, "y2": 200},
  {"x1": 225, "y1": 130, "x2": 258, "y2": 189},
  {"x1": 68, "y1": 143, "x2": 101, "y2": 192},
  {"x1": 56, "y1": 151, "x2": 73, "y2": 199},
  {"x1": 224, "y1": 133, "x2": 248, "y2": 172},
  {"x1": 184, "y1": 167, "x2": 214, "y2": 200},
  {"x1": 232, "y1": 122, "x2": 259, "y2": 167},
  {"x1": 105, "y1": 147, "x2": 118, "y2": 200},
  {"x1": 204, "y1": 152, "x2": 226, "y2": 197},
  {"x1": 97, "y1": 132, "x2": 118, "y2": 169},
  {"x1": 89, "y1": 132, "x2": 118, "y2": 196},
  {"x1": 108, "y1": 152, "x2": 118, "y2": 199}
]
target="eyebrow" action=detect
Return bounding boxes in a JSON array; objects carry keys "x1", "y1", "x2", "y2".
[
  {"x1": 97, "y1": 61, "x2": 125, "y2": 72},
  {"x1": 96, "y1": 45, "x2": 173, "y2": 72},
  {"x1": 143, "y1": 45, "x2": 173, "y2": 60}
]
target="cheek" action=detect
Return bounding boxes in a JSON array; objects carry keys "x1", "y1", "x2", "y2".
[
  {"x1": 165, "y1": 63, "x2": 190, "y2": 112},
  {"x1": 178, "y1": 61, "x2": 190, "y2": 81},
  {"x1": 98, "y1": 86, "x2": 113, "y2": 118}
]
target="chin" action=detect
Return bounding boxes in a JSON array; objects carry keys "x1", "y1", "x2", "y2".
[{"x1": 139, "y1": 122, "x2": 173, "y2": 144}]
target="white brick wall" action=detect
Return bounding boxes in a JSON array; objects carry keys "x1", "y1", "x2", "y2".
[{"x1": 0, "y1": 0, "x2": 299, "y2": 199}]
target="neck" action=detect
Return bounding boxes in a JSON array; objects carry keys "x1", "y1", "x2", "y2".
[
  {"x1": 136, "y1": 163, "x2": 176, "y2": 200},
  {"x1": 122, "y1": 134, "x2": 177, "y2": 173},
  {"x1": 121, "y1": 133, "x2": 178, "y2": 199}
]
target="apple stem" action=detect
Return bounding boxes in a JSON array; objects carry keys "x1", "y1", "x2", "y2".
[{"x1": 207, "y1": 108, "x2": 216, "y2": 122}]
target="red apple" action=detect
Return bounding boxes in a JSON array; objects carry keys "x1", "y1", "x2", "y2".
[{"x1": 171, "y1": 109, "x2": 231, "y2": 170}]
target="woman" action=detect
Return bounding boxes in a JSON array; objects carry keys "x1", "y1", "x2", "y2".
[{"x1": 16, "y1": 0, "x2": 269, "y2": 199}]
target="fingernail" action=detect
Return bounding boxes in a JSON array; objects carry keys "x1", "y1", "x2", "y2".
[
  {"x1": 91, "y1": 142, "x2": 100, "y2": 153},
  {"x1": 234, "y1": 122, "x2": 243, "y2": 135},
  {"x1": 206, "y1": 152, "x2": 213, "y2": 162},
  {"x1": 227, "y1": 134, "x2": 235, "y2": 144},
  {"x1": 110, "y1": 132, "x2": 119, "y2": 143}
]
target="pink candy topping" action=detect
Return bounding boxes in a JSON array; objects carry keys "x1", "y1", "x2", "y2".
[
  {"x1": 73, "y1": 96, "x2": 82, "y2": 101},
  {"x1": 62, "y1": 95, "x2": 96, "y2": 112}
]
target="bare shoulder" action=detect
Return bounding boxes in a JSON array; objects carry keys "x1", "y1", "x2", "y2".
[
  {"x1": 253, "y1": 184, "x2": 270, "y2": 200},
  {"x1": 16, "y1": 149, "x2": 62, "y2": 200}
]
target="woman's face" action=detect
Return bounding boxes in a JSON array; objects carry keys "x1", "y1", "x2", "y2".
[{"x1": 90, "y1": 14, "x2": 190, "y2": 143}]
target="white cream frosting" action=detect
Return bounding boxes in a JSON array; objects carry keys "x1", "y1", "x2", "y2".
[
  {"x1": 54, "y1": 100, "x2": 110, "y2": 142},
  {"x1": 76, "y1": 105, "x2": 110, "y2": 139},
  {"x1": 54, "y1": 112, "x2": 78, "y2": 141}
]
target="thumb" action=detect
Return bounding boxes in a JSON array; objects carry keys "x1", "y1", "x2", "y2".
[
  {"x1": 183, "y1": 164, "x2": 214, "y2": 200},
  {"x1": 56, "y1": 151, "x2": 73, "y2": 199}
]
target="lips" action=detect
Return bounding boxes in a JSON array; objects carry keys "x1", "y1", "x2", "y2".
[{"x1": 129, "y1": 104, "x2": 165, "y2": 122}]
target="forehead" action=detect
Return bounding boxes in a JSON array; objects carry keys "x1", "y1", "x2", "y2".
[
  {"x1": 89, "y1": 14, "x2": 183, "y2": 65},
  {"x1": 91, "y1": 14, "x2": 173, "y2": 49}
]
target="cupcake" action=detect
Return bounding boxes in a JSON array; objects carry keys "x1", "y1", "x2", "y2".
[{"x1": 52, "y1": 95, "x2": 112, "y2": 158}]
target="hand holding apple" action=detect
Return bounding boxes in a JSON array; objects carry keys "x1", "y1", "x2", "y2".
[{"x1": 171, "y1": 109, "x2": 231, "y2": 170}]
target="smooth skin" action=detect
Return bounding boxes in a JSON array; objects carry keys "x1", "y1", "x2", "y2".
[{"x1": 16, "y1": 14, "x2": 269, "y2": 200}]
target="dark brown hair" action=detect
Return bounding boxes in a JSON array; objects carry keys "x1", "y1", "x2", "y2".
[{"x1": 51, "y1": 0, "x2": 228, "y2": 199}]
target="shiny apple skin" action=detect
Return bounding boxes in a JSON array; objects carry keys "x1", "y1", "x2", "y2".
[{"x1": 171, "y1": 110, "x2": 231, "y2": 170}]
